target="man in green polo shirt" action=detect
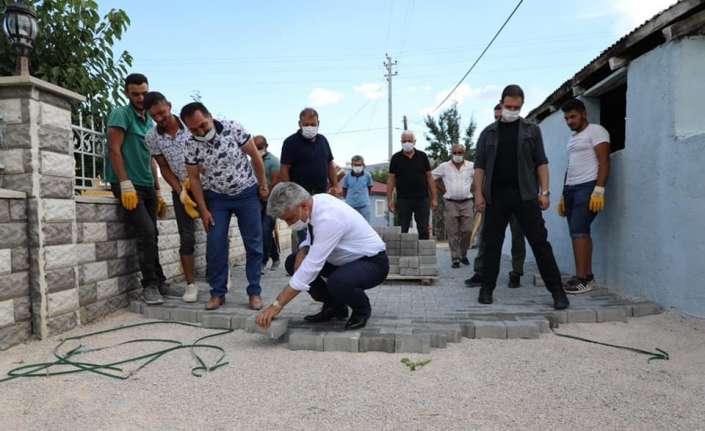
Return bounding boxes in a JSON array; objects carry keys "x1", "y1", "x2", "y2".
[{"x1": 105, "y1": 73, "x2": 167, "y2": 305}]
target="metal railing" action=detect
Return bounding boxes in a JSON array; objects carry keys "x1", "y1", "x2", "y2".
[{"x1": 73, "y1": 116, "x2": 105, "y2": 191}]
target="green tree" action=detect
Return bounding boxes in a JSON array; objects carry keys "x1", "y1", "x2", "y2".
[
  {"x1": 370, "y1": 170, "x2": 389, "y2": 184},
  {"x1": 423, "y1": 103, "x2": 477, "y2": 166},
  {"x1": 0, "y1": 0, "x2": 132, "y2": 122}
]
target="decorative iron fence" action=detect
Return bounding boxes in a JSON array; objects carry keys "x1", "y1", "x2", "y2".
[{"x1": 73, "y1": 116, "x2": 105, "y2": 191}]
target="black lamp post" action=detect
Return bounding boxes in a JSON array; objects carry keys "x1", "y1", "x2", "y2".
[{"x1": 2, "y1": 1, "x2": 39, "y2": 76}]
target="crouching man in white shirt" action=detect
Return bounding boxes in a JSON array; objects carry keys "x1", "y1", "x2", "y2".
[{"x1": 257, "y1": 182, "x2": 389, "y2": 331}]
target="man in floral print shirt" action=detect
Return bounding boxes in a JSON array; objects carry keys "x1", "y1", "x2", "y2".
[
  {"x1": 144, "y1": 92, "x2": 200, "y2": 305},
  {"x1": 180, "y1": 102, "x2": 269, "y2": 311}
]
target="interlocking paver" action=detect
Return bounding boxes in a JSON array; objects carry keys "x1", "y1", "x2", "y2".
[{"x1": 135, "y1": 246, "x2": 660, "y2": 352}]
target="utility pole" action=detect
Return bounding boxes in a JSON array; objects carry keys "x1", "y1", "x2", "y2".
[
  {"x1": 403, "y1": 115, "x2": 408, "y2": 131},
  {"x1": 384, "y1": 53, "x2": 397, "y2": 161}
]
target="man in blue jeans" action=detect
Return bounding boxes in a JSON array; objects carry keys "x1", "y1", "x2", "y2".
[
  {"x1": 342, "y1": 155, "x2": 373, "y2": 221},
  {"x1": 558, "y1": 99, "x2": 610, "y2": 294},
  {"x1": 180, "y1": 102, "x2": 269, "y2": 311}
]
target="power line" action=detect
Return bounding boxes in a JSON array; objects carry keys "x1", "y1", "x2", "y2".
[
  {"x1": 432, "y1": 0, "x2": 525, "y2": 113},
  {"x1": 335, "y1": 99, "x2": 373, "y2": 134}
]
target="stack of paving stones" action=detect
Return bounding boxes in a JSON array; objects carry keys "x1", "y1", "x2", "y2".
[
  {"x1": 375, "y1": 227, "x2": 439, "y2": 278},
  {"x1": 0, "y1": 192, "x2": 31, "y2": 350},
  {"x1": 131, "y1": 249, "x2": 664, "y2": 354}
]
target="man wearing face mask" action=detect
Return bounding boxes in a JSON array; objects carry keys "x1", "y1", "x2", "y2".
[
  {"x1": 387, "y1": 131, "x2": 438, "y2": 239},
  {"x1": 473, "y1": 85, "x2": 569, "y2": 310},
  {"x1": 432, "y1": 144, "x2": 474, "y2": 268},
  {"x1": 254, "y1": 135, "x2": 281, "y2": 271},
  {"x1": 255, "y1": 182, "x2": 389, "y2": 331},
  {"x1": 342, "y1": 155, "x2": 373, "y2": 222},
  {"x1": 465, "y1": 104, "x2": 527, "y2": 288},
  {"x1": 105, "y1": 73, "x2": 168, "y2": 305},
  {"x1": 180, "y1": 102, "x2": 269, "y2": 311},
  {"x1": 280, "y1": 107, "x2": 340, "y2": 252},
  {"x1": 144, "y1": 91, "x2": 200, "y2": 303}
]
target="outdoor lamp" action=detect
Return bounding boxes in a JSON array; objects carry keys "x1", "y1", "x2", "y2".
[{"x1": 2, "y1": 1, "x2": 39, "y2": 76}]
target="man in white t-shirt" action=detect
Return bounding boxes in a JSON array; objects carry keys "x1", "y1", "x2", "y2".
[{"x1": 558, "y1": 99, "x2": 610, "y2": 294}]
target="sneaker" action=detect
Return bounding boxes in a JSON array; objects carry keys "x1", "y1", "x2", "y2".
[
  {"x1": 464, "y1": 273, "x2": 483, "y2": 288},
  {"x1": 182, "y1": 283, "x2": 199, "y2": 303},
  {"x1": 564, "y1": 276, "x2": 580, "y2": 287},
  {"x1": 460, "y1": 257, "x2": 470, "y2": 266},
  {"x1": 158, "y1": 281, "x2": 171, "y2": 297},
  {"x1": 564, "y1": 277, "x2": 595, "y2": 294},
  {"x1": 270, "y1": 259, "x2": 280, "y2": 271},
  {"x1": 508, "y1": 271, "x2": 521, "y2": 289},
  {"x1": 143, "y1": 286, "x2": 164, "y2": 305}
]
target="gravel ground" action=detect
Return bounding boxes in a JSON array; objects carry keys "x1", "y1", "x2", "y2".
[{"x1": 0, "y1": 310, "x2": 703, "y2": 431}]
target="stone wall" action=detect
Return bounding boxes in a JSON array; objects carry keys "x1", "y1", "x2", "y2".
[{"x1": 0, "y1": 192, "x2": 31, "y2": 350}]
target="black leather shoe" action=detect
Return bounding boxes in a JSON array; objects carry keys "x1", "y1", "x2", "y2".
[
  {"x1": 464, "y1": 273, "x2": 483, "y2": 288},
  {"x1": 460, "y1": 257, "x2": 470, "y2": 266},
  {"x1": 508, "y1": 272, "x2": 521, "y2": 289},
  {"x1": 304, "y1": 306, "x2": 348, "y2": 323},
  {"x1": 551, "y1": 289, "x2": 570, "y2": 310},
  {"x1": 452, "y1": 260, "x2": 460, "y2": 268},
  {"x1": 345, "y1": 313, "x2": 369, "y2": 330},
  {"x1": 478, "y1": 286, "x2": 494, "y2": 304}
]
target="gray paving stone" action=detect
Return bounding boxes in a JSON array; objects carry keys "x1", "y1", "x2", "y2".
[
  {"x1": 400, "y1": 233, "x2": 418, "y2": 241},
  {"x1": 419, "y1": 247, "x2": 436, "y2": 257},
  {"x1": 245, "y1": 315, "x2": 288, "y2": 339},
  {"x1": 505, "y1": 321, "x2": 540, "y2": 339},
  {"x1": 171, "y1": 308, "x2": 200, "y2": 323},
  {"x1": 128, "y1": 301, "x2": 143, "y2": 314},
  {"x1": 395, "y1": 334, "x2": 431, "y2": 353},
  {"x1": 143, "y1": 306, "x2": 171, "y2": 320},
  {"x1": 567, "y1": 309, "x2": 597, "y2": 323},
  {"x1": 288, "y1": 331, "x2": 324, "y2": 351},
  {"x1": 631, "y1": 302, "x2": 661, "y2": 317},
  {"x1": 596, "y1": 306, "x2": 629, "y2": 322},
  {"x1": 419, "y1": 266, "x2": 439, "y2": 276},
  {"x1": 413, "y1": 329, "x2": 447, "y2": 348},
  {"x1": 521, "y1": 317, "x2": 551, "y2": 333},
  {"x1": 472, "y1": 320, "x2": 507, "y2": 339},
  {"x1": 359, "y1": 334, "x2": 396, "y2": 353},
  {"x1": 419, "y1": 256, "x2": 438, "y2": 265},
  {"x1": 201, "y1": 314, "x2": 232, "y2": 329},
  {"x1": 400, "y1": 268, "x2": 420, "y2": 276},
  {"x1": 323, "y1": 331, "x2": 360, "y2": 352}
]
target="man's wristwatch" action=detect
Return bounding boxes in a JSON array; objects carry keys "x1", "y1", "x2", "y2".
[
  {"x1": 271, "y1": 300, "x2": 282, "y2": 310},
  {"x1": 539, "y1": 191, "x2": 550, "y2": 197}
]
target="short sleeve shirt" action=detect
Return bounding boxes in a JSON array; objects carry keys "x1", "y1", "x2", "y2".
[
  {"x1": 566, "y1": 124, "x2": 610, "y2": 186},
  {"x1": 389, "y1": 149, "x2": 432, "y2": 199},
  {"x1": 343, "y1": 171, "x2": 373, "y2": 208},
  {"x1": 146, "y1": 115, "x2": 191, "y2": 182},
  {"x1": 262, "y1": 152, "x2": 281, "y2": 187},
  {"x1": 184, "y1": 119, "x2": 257, "y2": 195},
  {"x1": 104, "y1": 105, "x2": 154, "y2": 187},
  {"x1": 280, "y1": 131, "x2": 334, "y2": 193}
]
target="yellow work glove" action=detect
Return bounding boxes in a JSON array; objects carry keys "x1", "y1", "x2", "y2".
[
  {"x1": 557, "y1": 196, "x2": 566, "y2": 217},
  {"x1": 156, "y1": 194, "x2": 167, "y2": 218},
  {"x1": 180, "y1": 178, "x2": 200, "y2": 219},
  {"x1": 119, "y1": 180, "x2": 138, "y2": 211},
  {"x1": 589, "y1": 186, "x2": 605, "y2": 213}
]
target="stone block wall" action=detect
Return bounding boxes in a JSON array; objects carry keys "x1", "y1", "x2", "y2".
[
  {"x1": 373, "y1": 226, "x2": 439, "y2": 277},
  {"x1": 0, "y1": 193, "x2": 31, "y2": 350}
]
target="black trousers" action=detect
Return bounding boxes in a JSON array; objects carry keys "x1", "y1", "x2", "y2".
[
  {"x1": 481, "y1": 187, "x2": 562, "y2": 292},
  {"x1": 285, "y1": 252, "x2": 389, "y2": 317},
  {"x1": 260, "y1": 200, "x2": 279, "y2": 264},
  {"x1": 112, "y1": 183, "x2": 166, "y2": 288},
  {"x1": 396, "y1": 197, "x2": 430, "y2": 239},
  {"x1": 172, "y1": 191, "x2": 195, "y2": 256}
]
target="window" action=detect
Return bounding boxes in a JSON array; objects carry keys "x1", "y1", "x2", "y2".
[
  {"x1": 599, "y1": 83, "x2": 627, "y2": 153},
  {"x1": 375, "y1": 199, "x2": 386, "y2": 218}
]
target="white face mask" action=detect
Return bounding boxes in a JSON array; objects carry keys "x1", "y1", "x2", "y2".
[
  {"x1": 258, "y1": 149, "x2": 267, "y2": 157},
  {"x1": 290, "y1": 207, "x2": 309, "y2": 231},
  {"x1": 452, "y1": 155, "x2": 464, "y2": 164},
  {"x1": 193, "y1": 127, "x2": 216, "y2": 142},
  {"x1": 301, "y1": 126, "x2": 318, "y2": 140},
  {"x1": 352, "y1": 166, "x2": 363, "y2": 174},
  {"x1": 501, "y1": 108, "x2": 521, "y2": 122},
  {"x1": 402, "y1": 142, "x2": 415, "y2": 153}
]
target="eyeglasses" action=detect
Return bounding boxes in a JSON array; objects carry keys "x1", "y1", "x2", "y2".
[{"x1": 452, "y1": 152, "x2": 464, "y2": 155}]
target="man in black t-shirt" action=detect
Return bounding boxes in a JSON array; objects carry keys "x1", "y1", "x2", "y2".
[
  {"x1": 386, "y1": 131, "x2": 438, "y2": 239},
  {"x1": 473, "y1": 85, "x2": 569, "y2": 311},
  {"x1": 280, "y1": 107, "x2": 340, "y2": 251}
]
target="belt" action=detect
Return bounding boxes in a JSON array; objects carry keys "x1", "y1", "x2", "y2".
[{"x1": 445, "y1": 198, "x2": 472, "y2": 203}]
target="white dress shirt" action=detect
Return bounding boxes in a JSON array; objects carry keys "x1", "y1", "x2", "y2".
[
  {"x1": 290, "y1": 194, "x2": 386, "y2": 291},
  {"x1": 432, "y1": 160, "x2": 474, "y2": 200}
]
